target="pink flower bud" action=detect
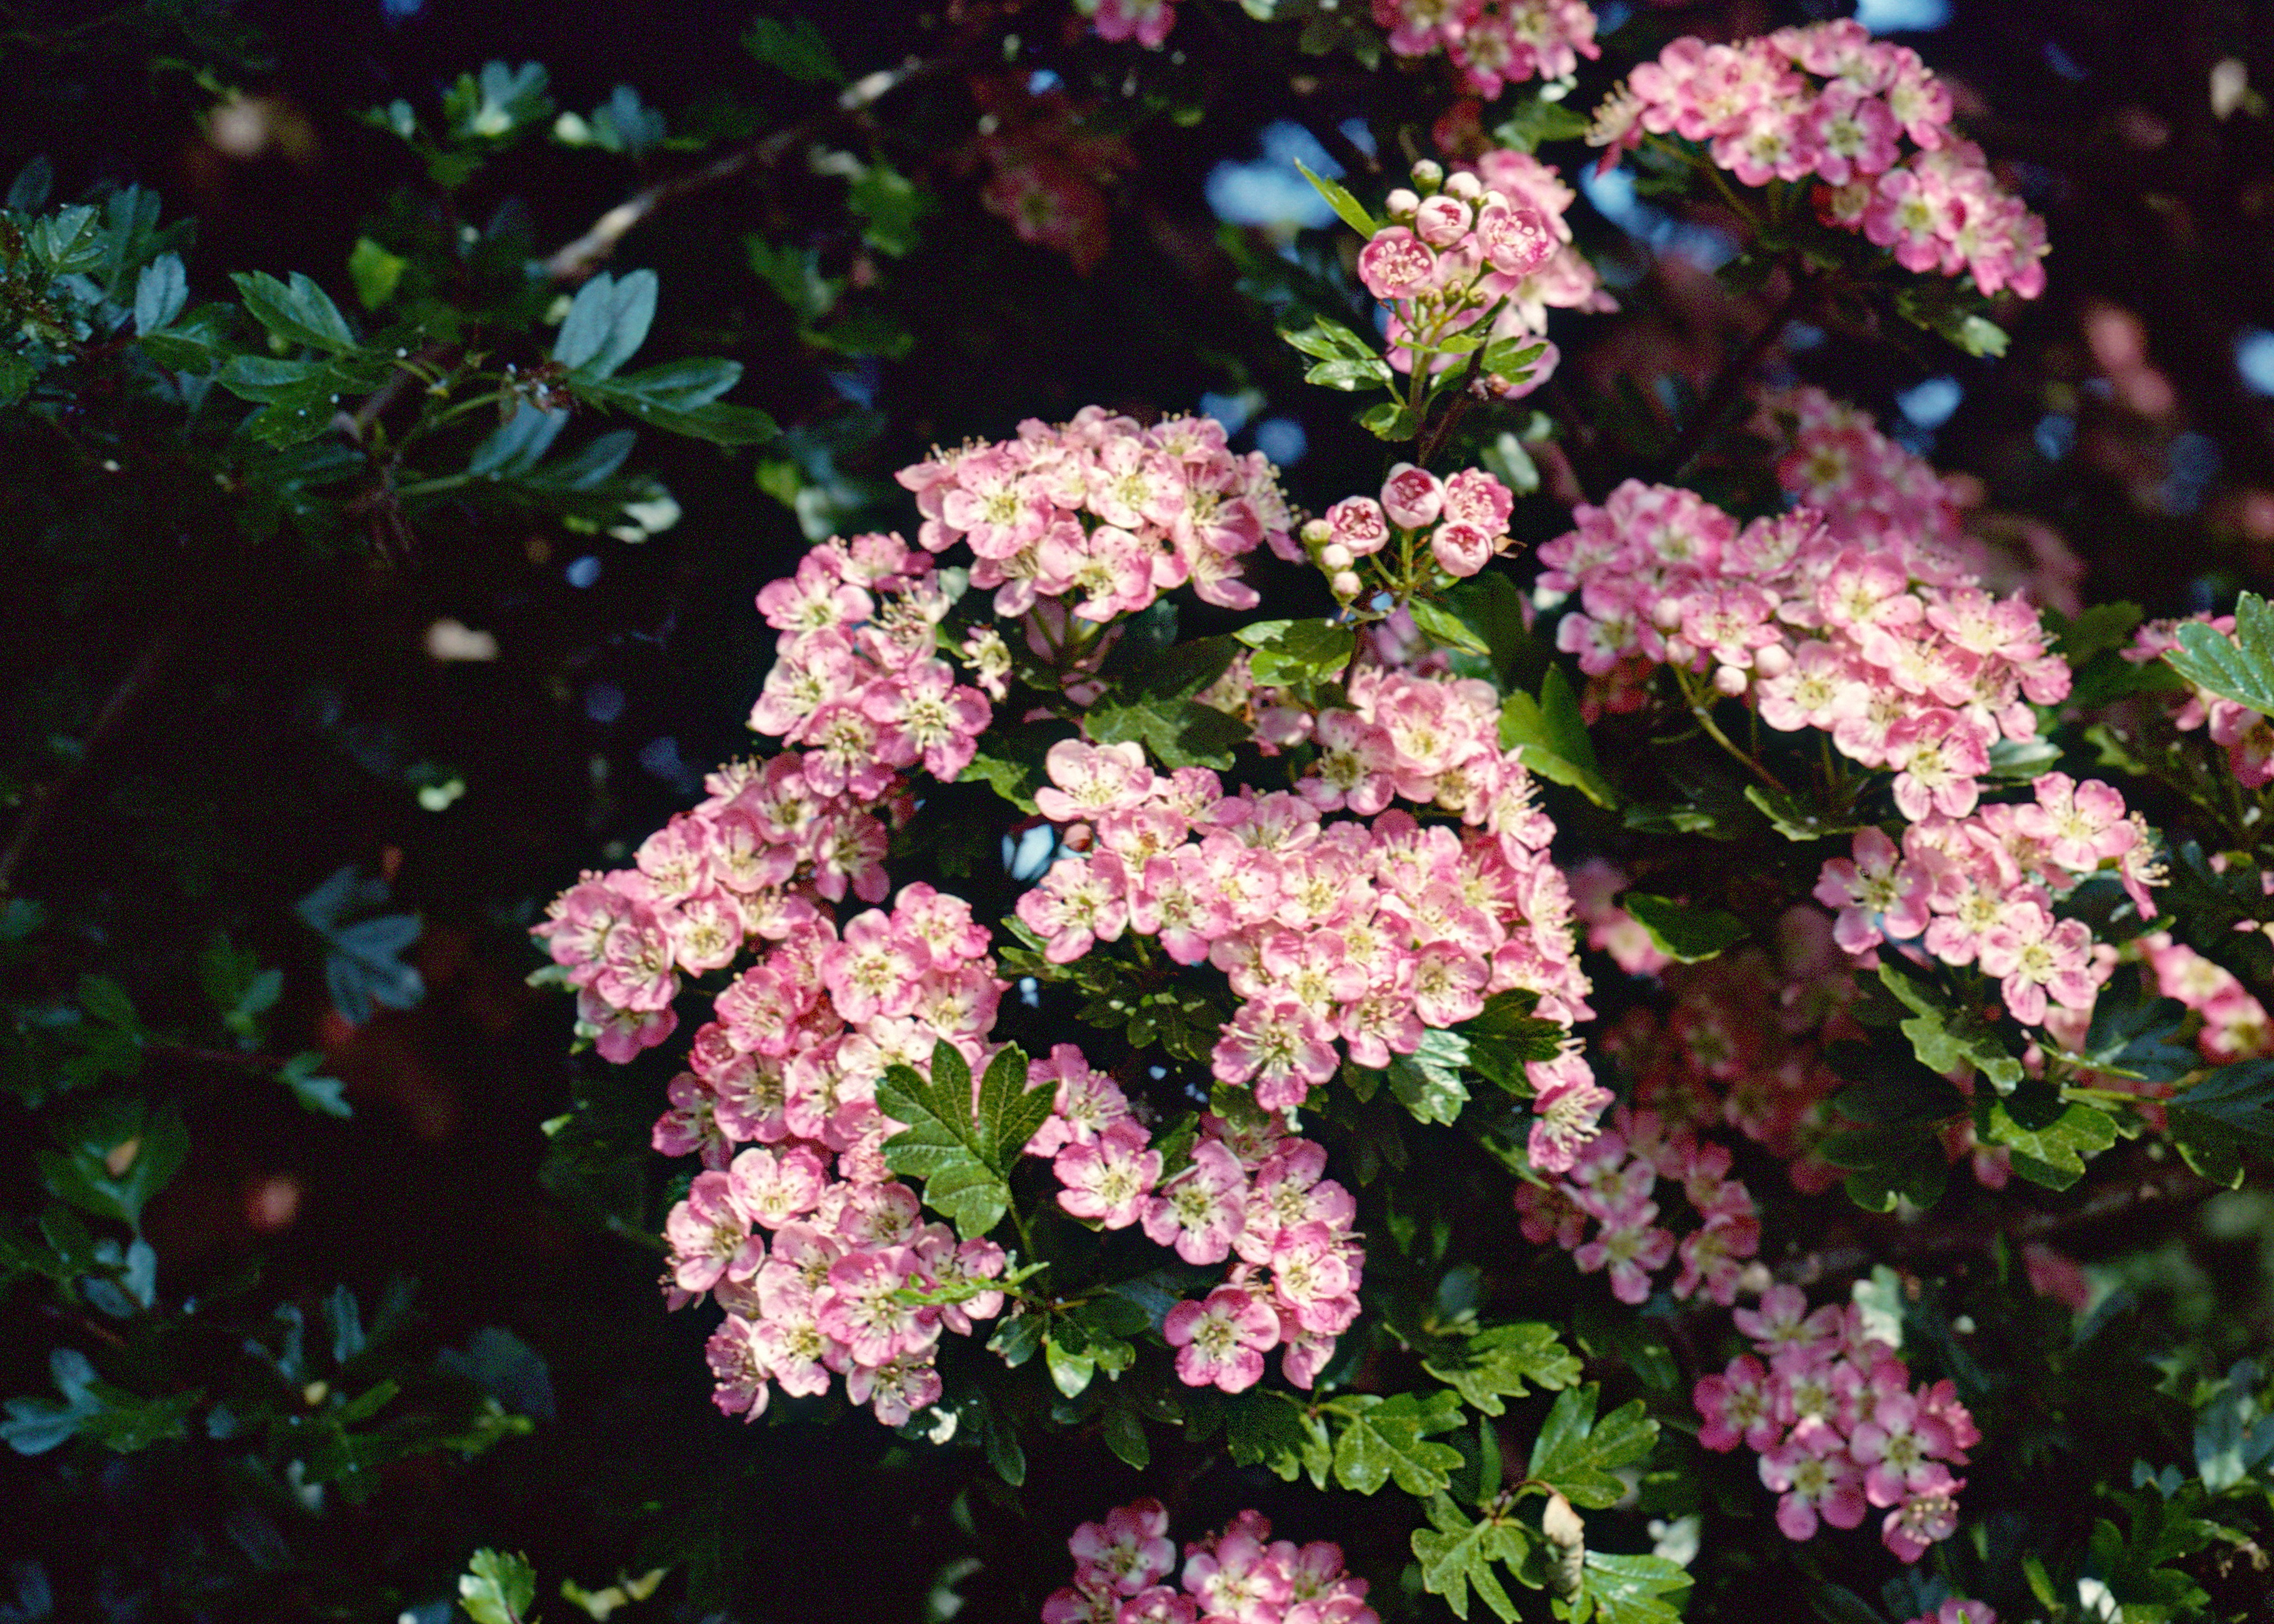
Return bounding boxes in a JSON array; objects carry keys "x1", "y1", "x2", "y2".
[
  {"x1": 1432, "y1": 520, "x2": 1497, "y2": 577},
  {"x1": 1754, "y1": 643, "x2": 1793, "y2": 679},
  {"x1": 1444, "y1": 170, "x2": 1482, "y2": 201},
  {"x1": 1409, "y1": 159, "x2": 1443, "y2": 188},
  {"x1": 1714, "y1": 664, "x2": 1749, "y2": 696},
  {"x1": 1356, "y1": 227, "x2": 1437, "y2": 300},
  {"x1": 1380, "y1": 464, "x2": 1445, "y2": 528},
  {"x1": 1330, "y1": 570, "x2": 1362, "y2": 598},
  {"x1": 1325, "y1": 495, "x2": 1391, "y2": 557},
  {"x1": 1319, "y1": 542, "x2": 1353, "y2": 571},
  {"x1": 1651, "y1": 596, "x2": 1685, "y2": 631},
  {"x1": 1413, "y1": 193, "x2": 1474, "y2": 248},
  {"x1": 1383, "y1": 187, "x2": 1420, "y2": 220},
  {"x1": 1475, "y1": 201, "x2": 1556, "y2": 277}
]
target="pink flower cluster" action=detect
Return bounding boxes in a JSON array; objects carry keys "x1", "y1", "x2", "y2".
[
  {"x1": 1813, "y1": 768, "x2": 2158, "y2": 1026},
  {"x1": 896, "y1": 408, "x2": 1294, "y2": 623},
  {"x1": 1315, "y1": 462, "x2": 1520, "y2": 588},
  {"x1": 1371, "y1": 0, "x2": 1600, "y2": 101},
  {"x1": 2128, "y1": 615, "x2": 2274, "y2": 789},
  {"x1": 1589, "y1": 19, "x2": 2048, "y2": 298},
  {"x1": 1694, "y1": 1284, "x2": 1979, "y2": 1563},
  {"x1": 1043, "y1": 1502, "x2": 1377, "y2": 1624},
  {"x1": 650, "y1": 884, "x2": 1013, "y2": 1425},
  {"x1": 1542, "y1": 479, "x2": 2070, "y2": 817},
  {"x1": 1024, "y1": 1045, "x2": 1364, "y2": 1391},
  {"x1": 1516, "y1": 1106, "x2": 1762, "y2": 1305},
  {"x1": 2141, "y1": 931, "x2": 2272, "y2": 1065},
  {"x1": 532, "y1": 751, "x2": 905, "y2": 1063},
  {"x1": 1760, "y1": 387, "x2": 1970, "y2": 564},
  {"x1": 1080, "y1": 0, "x2": 1176, "y2": 50},
  {"x1": 1359, "y1": 150, "x2": 1611, "y2": 397},
  {"x1": 1013, "y1": 667, "x2": 1605, "y2": 1170},
  {"x1": 750, "y1": 532, "x2": 994, "y2": 785}
]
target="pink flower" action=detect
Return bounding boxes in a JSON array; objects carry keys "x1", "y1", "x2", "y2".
[
  {"x1": 1380, "y1": 463, "x2": 1446, "y2": 528},
  {"x1": 1474, "y1": 200, "x2": 1555, "y2": 275},
  {"x1": 1884, "y1": 709, "x2": 1991, "y2": 820},
  {"x1": 1163, "y1": 1284, "x2": 1281, "y2": 1392},
  {"x1": 814, "y1": 1246, "x2": 937, "y2": 1369},
  {"x1": 1431, "y1": 520, "x2": 1498, "y2": 577},
  {"x1": 1054, "y1": 1121, "x2": 1162, "y2": 1229},
  {"x1": 1976, "y1": 899, "x2": 2096, "y2": 1026},
  {"x1": 1068, "y1": 1498, "x2": 1175, "y2": 1596},
  {"x1": 1212, "y1": 994, "x2": 1339, "y2": 1112},
  {"x1": 1356, "y1": 228, "x2": 1438, "y2": 300},
  {"x1": 1037, "y1": 740, "x2": 1156, "y2": 823},
  {"x1": 1881, "y1": 1465, "x2": 1964, "y2": 1562},
  {"x1": 1268, "y1": 1221, "x2": 1361, "y2": 1334},
  {"x1": 1325, "y1": 496, "x2": 1391, "y2": 558},
  {"x1": 1814, "y1": 827, "x2": 1932, "y2": 954},
  {"x1": 2015, "y1": 773, "x2": 2137, "y2": 873},
  {"x1": 1140, "y1": 1140, "x2": 1249, "y2": 1264},
  {"x1": 1758, "y1": 1432, "x2": 1868, "y2": 1540},
  {"x1": 1694, "y1": 1354, "x2": 1781, "y2": 1453},
  {"x1": 1527, "y1": 1058, "x2": 1614, "y2": 1174}
]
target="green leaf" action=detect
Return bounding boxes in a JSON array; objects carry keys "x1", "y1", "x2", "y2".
[
  {"x1": 876, "y1": 1042, "x2": 1053, "y2": 1239},
  {"x1": 445, "y1": 61, "x2": 553, "y2": 142},
  {"x1": 132, "y1": 253, "x2": 187, "y2": 334},
  {"x1": 1279, "y1": 318, "x2": 1378, "y2": 363},
  {"x1": 554, "y1": 268, "x2": 657, "y2": 379},
  {"x1": 1359, "y1": 400, "x2": 1418, "y2": 440},
  {"x1": 38, "y1": 1099, "x2": 189, "y2": 1230},
  {"x1": 1490, "y1": 96, "x2": 1592, "y2": 153},
  {"x1": 743, "y1": 15, "x2": 844, "y2": 84},
  {"x1": 29, "y1": 205, "x2": 102, "y2": 272},
  {"x1": 1329, "y1": 1389, "x2": 1466, "y2": 1495},
  {"x1": 1481, "y1": 336, "x2": 1549, "y2": 380},
  {"x1": 1620, "y1": 894, "x2": 1748, "y2": 963},
  {"x1": 2056, "y1": 601, "x2": 2145, "y2": 666},
  {"x1": 459, "y1": 1549, "x2": 538, "y2": 1624},
  {"x1": 1101, "y1": 1403, "x2": 1151, "y2": 1470},
  {"x1": 1236, "y1": 619, "x2": 1355, "y2": 688},
  {"x1": 1502, "y1": 669, "x2": 1620, "y2": 807},
  {"x1": 1877, "y1": 961, "x2": 2023, "y2": 1093},
  {"x1": 2163, "y1": 592, "x2": 2274, "y2": 717},
  {"x1": 1412, "y1": 1495, "x2": 1527, "y2": 1623},
  {"x1": 1408, "y1": 597, "x2": 1490, "y2": 657},
  {"x1": 1424, "y1": 1322, "x2": 1582, "y2": 1416},
  {"x1": 1528, "y1": 1385, "x2": 1659, "y2": 1509},
  {"x1": 347, "y1": 236, "x2": 408, "y2": 311},
  {"x1": 1086, "y1": 694, "x2": 1247, "y2": 771},
  {"x1": 1293, "y1": 157, "x2": 1378, "y2": 237},
  {"x1": 1305, "y1": 357, "x2": 1394, "y2": 391},
  {"x1": 1981, "y1": 1089, "x2": 2118, "y2": 1190},
  {"x1": 1226, "y1": 1390, "x2": 1332, "y2": 1487},
  {"x1": 1742, "y1": 783, "x2": 1867, "y2": 843},
  {"x1": 1565, "y1": 1552, "x2": 1692, "y2": 1624},
  {"x1": 1389, "y1": 1028, "x2": 1473, "y2": 1125},
  {"x1": 847, "y1": 162, "x2": 933, "y2": 258},
  {"x1": 2167, "y1": 1060, "x2": 2274, "y2": 1186},
  {"x1": 573, "y1": 359, "x2": 778, "y2": 445},
  {"x1": 279, "y1": 1052, "x2": 352, "y2": 1119},
  {"x1": 231, "y1": 270, "x2": 357, "y2": 354}
]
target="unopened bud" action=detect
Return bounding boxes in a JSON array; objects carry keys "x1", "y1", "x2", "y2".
[
  {"x1": 1543, "y1": 1492, "x2": 1586, "y2": 1598},
  {"x1": 1409, "y1": 158, "x2": 1443, "y2": 189},
  {"x1": 1330, "y1": 570, "x2": 1362, "y2": 599},
  {"x1": 1664, "y1": 636, "x2": 1694, "y2": 664},
  {"x1": 1384, "y1": 187, "x2": 1420, "y2": 220},
  {"x1": 1650, "y1": 596, "x2": 1684, "y2": 631},
  {"x1": 1061, "y1": 822, "x2": 1094, "y2": 852},
  {"x1": 1444, "y1": 170, "x2": 1482, "y2": 201},
  {"x1": 1319, "y1": 542, "x2": 1353, "y2": 571},
  {"x1": 1300, "y1": 517, "x2": 1333, "y2": 548},
  {"x1": 1714, "y1": 664, "x2": 1749, "y2": 696},
  {"x1": 1752, "y1": 643, "x2": 1792, "y2": 679}
]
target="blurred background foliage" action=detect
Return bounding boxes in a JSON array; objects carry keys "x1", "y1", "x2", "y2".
[{"x1": 3, "y1": 0, "x2": 2274, "y2": 1619}]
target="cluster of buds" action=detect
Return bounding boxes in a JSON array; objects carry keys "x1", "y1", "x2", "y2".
[
  {"x1": 1301, "y1": 461, "x2": 1520, "y2": 604},
  {"x1": 1355, "y1": 151, "x2": 1610, "y2": 391}
]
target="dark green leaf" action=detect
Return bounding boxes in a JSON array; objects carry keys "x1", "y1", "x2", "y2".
[
  {"x1": 1502, "y1": 669, "x2": 1620, "y2": 807},
  {"x1": 132, "y1": 253, "x2": 186, "y2": 335},
  {"x1": 1408, "y1": 597, "x2": 1490, "y2": 657},
  {"x1": 231, "y1": 270, "x2": 357, "y2": 354},
  {"x1": 743, "y1": 15, "x2": 844, "y2": 83},
  {"x1": 554, "y1": 268, "x2": 657, "y2": 379},
  {"x1": 1412, "y1": 1495, "x2": 1526, "y2": 1623},
  {"x1": 2162, "y1": 592, "x2": 2274, "y2": 717},
  {"x1": 1236, "y1": 619, "x2": 1354, "y2": 688},
  {"x1": 1982, "y1": 1091, "x2": 2117, "y2": 1189},
  {"x1": 1620, "y1": 894, "x2": 1748, "y2": 963},
  {"x1": 1878, "y1": 961, "x2": 2023, "y2": 1092},
  {"x1": 1742, "y1": 784, "x2": 1867, "y2": 843},
  {"x1": 1329, "y1": 1389, "x2": 1465, "y2": 1495},
  {"x1": 1389, "y1": 1028, "x2": 1472, "y2": 1125},
  {"x1": 1359, "y1": 400, "x2": 1418, "y2": 440},
  {"x1": 1528, "y1": 1385, "x2": 1659, "y2": 1509},
  {"x1": 876, "y1": 1042, "x2": 1052, "y2": 1238},
  {"x1": 1568, "y1": 1552, "x2": 1692, "y2": 1624},
  {"x1": 1423, "y1": 1322, "x2": 1581, "y2": 1416},
  {"x1": 1293, "y1": 157, "x2": 1378, "y2": 237},
  {"x1": 1226, "y1": 1390, "x2": 1332, "y2": 1487},
  {"x1": 1086, "y1": 694, "x2": 1247, "y2": 771}
]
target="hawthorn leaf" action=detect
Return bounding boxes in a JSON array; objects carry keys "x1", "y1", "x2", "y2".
[
  {"x1": 1560, "y1": 1552, "x2": 1693, "y2": 1624},
  {"x1": 231, "y1": 270, "x2": 357, "y2": 354},
  {"x1": 877, "y1": 1041, "x2": 1052, "y2": 1238},
  {"x1": 458, "y1": 1550, "x2": 537, "y2": 1624},
  {"x1": 1328, "y1": 1389, "x2": 1465, "y2": 1495},
  {"x1": 1411, "y1": 1495, "x2": 1526, "y2": 1623},
  {"x1": 1293, "y1": 157, "x2": 1378, "y2": 237},
  {"x1": 2161, "y1": 592, "x2": 2274, "y2": 717},
  {"x1": 1226, "y1": 1390, "x2": 1331, "y2": 1487},
  {"x1": 1620, "y1": 894, "x2": 1748, "y2": 963},
  {"x1": 1423, "y1": 1322, "x2": 1582, "y2": 1416},
  {"x1": 1878, "y1": 962, "x2": 2023, "y2": 1093},
  {"x1": 1388, "y1": 1028, "x2": 1472, "y2": 1125},
  {"x1": 1528, "y1": 1385, "x2": 1659, "y2": 1509},
  {"x1": 1502, "y1": 669, "x2": 1620, "y2": 807},
  {"x1": 1981, "y1": 1092, "x2": 2118, "y2": 1190}
]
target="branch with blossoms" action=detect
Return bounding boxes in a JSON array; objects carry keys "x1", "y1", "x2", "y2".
[{"x1": 521, "y1": 11, "x2": 2274, "y2": 1624}]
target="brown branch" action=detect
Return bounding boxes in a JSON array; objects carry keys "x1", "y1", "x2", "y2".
[
  {"x1": 538, "y1": 54, "x2": 937, "y2": 284},
  {"x1": 1654, "y1": 265, "x2": 1813, "y2": 482},
  {"x1": 0, "y1": 614, "x2": 188, "y2": 895},
  {"x1": 1771, "y1": 1158, "x2": 2216, "y2": 1290}
]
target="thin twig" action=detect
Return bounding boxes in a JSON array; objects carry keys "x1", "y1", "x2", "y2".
[
  {"x1": 1654, "y1": 265, "x2": 1813, "y2": 481},
  {"x1": 0, "y1": 614, "x2": 188, "y2": 894}
]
